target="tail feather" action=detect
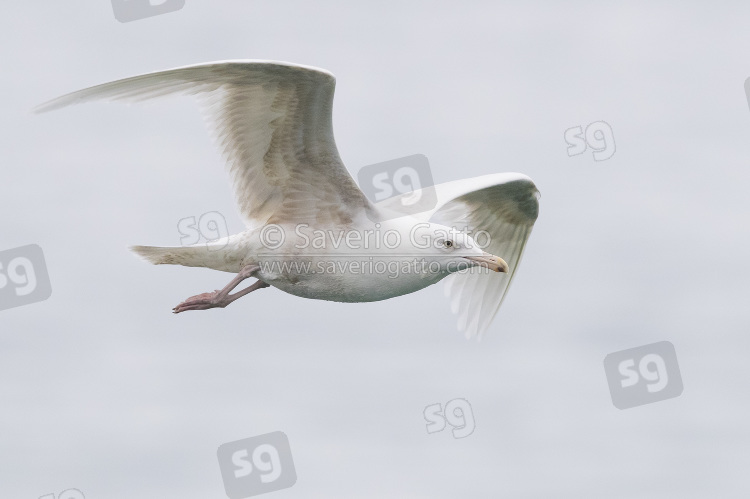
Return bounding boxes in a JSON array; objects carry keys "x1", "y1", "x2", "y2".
[{"x1": 130, "y1": 244, "x2": 241, "y2": 273}]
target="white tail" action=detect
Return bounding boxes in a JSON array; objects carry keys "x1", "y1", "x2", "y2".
[{"x1": 130, "y1": 243, "x2": 242, "y2": 273}]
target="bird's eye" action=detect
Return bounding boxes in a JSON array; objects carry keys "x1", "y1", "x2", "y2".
[{"x1": 444, "y1": 240, "x2": 453, "y2": 248}]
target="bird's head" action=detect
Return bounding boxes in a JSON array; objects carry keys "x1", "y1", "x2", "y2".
[{"x1": 412, "y1": 223, "x2": 509, "y2": 275}]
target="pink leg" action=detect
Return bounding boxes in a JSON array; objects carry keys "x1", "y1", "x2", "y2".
[{"x1": 172, "y1": 264, "x2": 269, "y2": 314}]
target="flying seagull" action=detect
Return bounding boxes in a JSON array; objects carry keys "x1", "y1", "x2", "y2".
[{"x1": 36, "y1": 60, "x2": 539, "y2": 339}]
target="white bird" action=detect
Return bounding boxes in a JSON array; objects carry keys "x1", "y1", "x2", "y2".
[{"x1": 36, "y1": 60, "x2": 539, "y2": 339}]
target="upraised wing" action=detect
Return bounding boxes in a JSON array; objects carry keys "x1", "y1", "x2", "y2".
[
  {"x1": 376, "y1": 173, "x2": 539, "y2": 339},
  {"x1": 35, "y1": 60, "x2": 373, "y2": 226}
]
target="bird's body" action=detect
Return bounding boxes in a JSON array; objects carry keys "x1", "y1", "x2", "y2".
[
  {"x1": 135, "y1": 219, "x2": 472, "y2": 303},
  {"x1": 37, "y1": 60, "x2": 540, "y2": 339},
  {"x1": 252, "y1": 221, "x2": 431, "y2": 303}
]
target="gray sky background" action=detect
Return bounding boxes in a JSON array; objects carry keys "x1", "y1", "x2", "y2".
[{"x1": 2, "y1": 1, "x2": 750, "y2": 497}]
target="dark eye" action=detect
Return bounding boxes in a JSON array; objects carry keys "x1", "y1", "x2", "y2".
[{"x1": 444, "y1": 240, "x2": 453, "y2": 248}]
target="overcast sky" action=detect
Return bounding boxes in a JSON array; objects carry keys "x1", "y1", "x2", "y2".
[{"x1": 2, "y1": 1, "x2": 750, "y2": 498}]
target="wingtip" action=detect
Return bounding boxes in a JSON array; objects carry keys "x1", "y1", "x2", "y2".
[
  {"x1": 32, "y1": 103, "x2": 53, "y2": 114},
  {"x1": 459, "y1": 318, "x2": 491, "y2": 341},
  {"x1": 32, "y1": 100, "x2": 51, "y2": 114},
  {"x1": 33, "y1": 96, "x2": 73, "y2": 114}
]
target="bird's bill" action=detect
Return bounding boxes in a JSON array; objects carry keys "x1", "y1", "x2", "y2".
[{"x1": 464, "y1": 253, "x2": 509, "y2": 273}]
